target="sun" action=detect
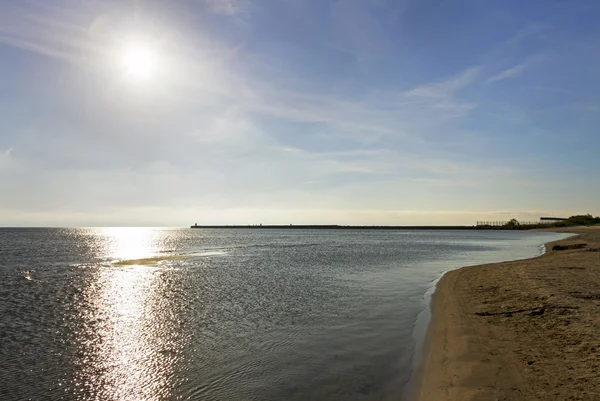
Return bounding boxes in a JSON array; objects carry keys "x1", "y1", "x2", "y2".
[{"x1": 122, "y1": 43, "x2": 156, "y2": 79}]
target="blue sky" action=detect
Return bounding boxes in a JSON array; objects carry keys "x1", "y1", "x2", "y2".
[{"x1": 0, "y1": 0, "x2": 599, "y2": 226}]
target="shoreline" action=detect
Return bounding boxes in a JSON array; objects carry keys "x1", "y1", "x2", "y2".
[
  {"x1": 416, "y1": 226, "x2": 600, "y2": 400},
  {"x1": 402, "y1": 230, "x2": 565, "y2": 400}
]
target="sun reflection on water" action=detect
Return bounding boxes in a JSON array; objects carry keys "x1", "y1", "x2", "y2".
[
  {"x1": 100, "y1": 227, "x2": 162, "y2": 262},
  {"x1": 75, "y1": 228, "x2": 181, "y2": 400}
]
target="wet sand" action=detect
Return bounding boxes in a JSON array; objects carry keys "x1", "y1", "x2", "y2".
[
  {"x1": 113, "y1": 251, "x2": 225, "y2": 265},
  {"x1": 418, "y1": 226, "x2": 600, "y2": 401}
]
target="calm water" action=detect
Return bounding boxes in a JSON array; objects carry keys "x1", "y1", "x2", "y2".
[{"x1": 0, "y1": 228, "x2": 569, "y2": 401}]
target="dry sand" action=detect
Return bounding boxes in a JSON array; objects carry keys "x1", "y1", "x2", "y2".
[{"x1": 418, "y1": 226, "x2": 600, "y2": 401}]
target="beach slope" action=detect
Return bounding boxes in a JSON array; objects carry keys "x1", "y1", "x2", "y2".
[{"x1": 418, "y1": 226, "x2": 600, "y2": 401}]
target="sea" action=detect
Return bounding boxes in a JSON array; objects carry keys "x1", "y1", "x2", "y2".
[{"x1": 0, "y1": 228, "x2": 570, "y2": 401}]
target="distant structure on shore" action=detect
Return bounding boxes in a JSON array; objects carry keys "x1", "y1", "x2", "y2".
[
  {"x1": 191, "y1": 216, "x2": 588, "y2": 230},
  {"x1": 540, "y1": 217, "x2": 568, "y2": 223},
  {"x1": 476, "y1": 217, "x2": 568, "y2": 227},
  {"x1": 190, "y1": 224, "x2": 476, "y2": 230}
]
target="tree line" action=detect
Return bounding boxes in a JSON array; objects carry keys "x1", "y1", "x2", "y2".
[{"x1": 503, "y1": 214, "x2": 600, "y2": 229}]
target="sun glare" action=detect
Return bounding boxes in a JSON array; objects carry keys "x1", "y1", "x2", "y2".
[{"x1": 122, "y1": 43, "x2": 156, "y2": 79}]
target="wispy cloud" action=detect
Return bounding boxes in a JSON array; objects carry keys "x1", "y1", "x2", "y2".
[
  {"x1": 0, "y1": 33, "x2": 80, "y2": 62},
  {"x1": 487, "y1": 62, "x2": 528, "y2": 83},
  {"x1": 405, "y1": 67, "x2": 481, "y2": 99},
  {"x1": 273, "y1": 146, "x2": 533, "y2": 188},
  {"x1": 0, "y1": 148, "x2": 13, "y2": 169},
  {"x1": 396, "y1": 67, "x2": 480, "y2": 120},
  {"x1": 204, "y1": 0, "x2": 249, "y2": 15},
  {"x1": 487, "y1": 54, "x2": 549, "y2": 84}
]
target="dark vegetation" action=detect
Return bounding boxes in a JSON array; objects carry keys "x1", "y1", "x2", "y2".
[
  {"x1": 549, "y1": 214, "x2": 600, "y2": 227},
  {"x1": 495, "y1": 214, "x2": 600, "y2": 230}
]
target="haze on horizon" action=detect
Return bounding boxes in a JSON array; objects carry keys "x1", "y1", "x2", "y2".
[{"x1": 0, "y1": 0, "x2": 599, "y2": 227}]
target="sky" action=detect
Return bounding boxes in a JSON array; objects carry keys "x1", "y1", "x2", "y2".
[{"x1": 0, "y1": 0, "x2": 599, "y2": 226}]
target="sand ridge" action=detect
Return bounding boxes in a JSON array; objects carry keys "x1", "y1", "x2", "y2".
[{"x1": 418, "y1": 226, "x2": 600, "y2": 401}]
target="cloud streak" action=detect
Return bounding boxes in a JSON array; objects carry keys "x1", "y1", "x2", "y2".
[
  {"x1": 487, "y1": 54, "x2": 548, "y2": 84},
  {"x1": 406, "y1": 67, "x2": 481, "y2": 99},
  {"x1": 487, "y1": 63, "x2": 528, "y2": 83},
  {"x1": 204, "y1": 0, "x2": 249, "y2": 15},
  {"x1": 0, "y1": 147, "x2": 13, "y2": 160}
]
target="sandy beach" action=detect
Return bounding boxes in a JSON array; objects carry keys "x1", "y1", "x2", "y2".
[{"x1": 418, "y1": 226, "x2": 600, "y2": 401}]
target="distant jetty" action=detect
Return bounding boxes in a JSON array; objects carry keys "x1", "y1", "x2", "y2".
[
  {"x1": 190, "y1": 224, "x2": 477, "y2": 230},
  {"x1": 189, "y1": 217, "x2": 589, "y2": 230}
]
